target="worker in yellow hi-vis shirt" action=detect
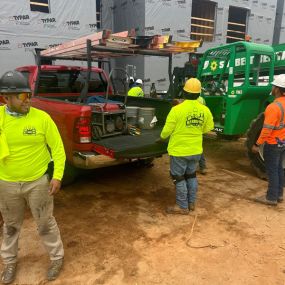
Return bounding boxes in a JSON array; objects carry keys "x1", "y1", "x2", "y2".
[
  {"x1": 128, "y1": 78, "x2": 144, "y2": 97},
  {"x1": 158, "y1": 78, "x2": 214, "y2": 215},
  {"x1": 0, "y1": 71, "x2": 65, "y2": 283}
]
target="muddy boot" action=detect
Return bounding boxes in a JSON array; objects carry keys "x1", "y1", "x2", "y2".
[
  {"x1": 1, "y1": 263, "x2": 17, "y2": 284},
  {"x1": 254, "y1": 195, "x2": 277, "y2": 206},
  {"x1": 166, "y1": 204, "x2": 189, "y2": 215},
  {"x1": 188, "y1": 202, "x2": 196, "y2": 211},
  {"x1": 47, "y1": 258, "x2": 64, "y2": 281},
  {"x1": 278, "y1": 196, "x2": 283, "y2": 203},
  {"x1": 199, "y1": 168, "x2": 207, "y2": 175}
]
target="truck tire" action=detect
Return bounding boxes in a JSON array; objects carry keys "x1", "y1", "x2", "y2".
[
  {"x1": 245, "y1": 113, "x2": 267, "y2": 179},
  {"x1": 136, "y1": 158, "x2": 155, "y2": 168},
  {"x1": 62, "y1": 162, "x2": 79, "y2": 186}
]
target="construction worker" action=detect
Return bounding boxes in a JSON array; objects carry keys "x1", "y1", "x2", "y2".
[
  {"x1": 129, "y1": 76, "x2": 135, "y2": 89},
  {"x1": 159, "y1": 78, "x2": 214, "y2": 214},
  {"x1": 0, "y1": 71, "x2": 65, "y2": 283},
  {"x1": 172, "y1": 96, "x2": 208, "y2": 174},
  {"x1": 128, "y1": 78, "x2": 144, "y2": 97},
  {"x1": 197, "y1": 96, "x2": 207, "y2": 174},
  {"x1": 252, "y1": 74, "x2": 285, "y2": 206}
]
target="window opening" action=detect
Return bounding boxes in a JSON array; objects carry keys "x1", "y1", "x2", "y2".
[
  {"x1": 30, "y1": 0, "x2": 50, "y2": 13},
  {"x1": 96, "y1": 0, "x2": 101, "y2": 29},
  {"x1": 226, "y1": 6, "x2": 248, "y2": 43},
  {"x1": 191, "y1": 0, "x2": 216, "y2": 42}
]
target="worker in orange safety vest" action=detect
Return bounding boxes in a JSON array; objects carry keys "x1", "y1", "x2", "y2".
[{"x1": 252, "y1": 74, "x2": 285, "y2": 206}]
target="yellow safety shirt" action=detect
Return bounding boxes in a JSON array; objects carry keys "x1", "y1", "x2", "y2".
[
  {"x1": 128, "y1": 86, "x2": 144, "y2": 97},
  {"x1": 197, "y1": 96, "x2": 206, "y2": 105},
  {"x1": 160, "y1": 100, "x2": 214, "y2": 156},
  {"x1": 0, "y1": 106, "x2": 66, "y2": 182}
]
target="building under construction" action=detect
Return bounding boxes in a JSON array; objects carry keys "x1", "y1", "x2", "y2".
[
  {"x1": 1, "y1": 0, "x2": 285, "y2": 92},
  {"x1": 101, "y1": 0, "x2": 285, "y2": 92}
]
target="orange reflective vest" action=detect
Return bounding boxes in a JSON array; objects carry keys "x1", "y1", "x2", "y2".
[{"x1": 257, "y1": 97, "x2": 285, "y2": 145}]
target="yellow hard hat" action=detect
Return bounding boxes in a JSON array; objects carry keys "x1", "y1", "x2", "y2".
[{"x1": 183, "y1": 78, "x2": 201, "y2": 94}]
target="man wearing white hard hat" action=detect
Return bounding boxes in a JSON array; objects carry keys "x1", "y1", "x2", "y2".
[
  {"x1": 129, "y1": 76, "x2": 135, "y2": 89},
  {"x1": 128, "y1": 78, "x2": 144, "y2": 97},
  {"x1": 252, "y1": 74, "x2": 285, "y2": 206}
]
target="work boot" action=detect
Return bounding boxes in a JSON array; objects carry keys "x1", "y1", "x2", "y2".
[
  {"x1": 254, "y1": 195, "x2": 277, "y2": 206},
  {"x1": 47, "y1": 258, "x2": 64, "y2": 281},
  {"x1": 188, "y1": 202, "x2": 196, "y2": 211},
  {"x1": 1, "y1": 263, "x2": 17, "y2": 284},
  {"x1": 199, "y1": 168, "x2": 207, "y2": 175},
  {"x1": 166, "y1": 204, "x2": 189, "y2": 215},
  {"x1": 278, "y1": 196, "x2": 283, "y2": 203}
]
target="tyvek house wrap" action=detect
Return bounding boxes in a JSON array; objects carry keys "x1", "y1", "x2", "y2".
[
  {"x1": 0, "y1": 0, "x2": 97, "y2": 73},
  {"x1": 102, "y1": 0, "x2": 191, "y2": 95},
  {"x1": 103, "y1": 0, "x2": 280, "y2": 95}
]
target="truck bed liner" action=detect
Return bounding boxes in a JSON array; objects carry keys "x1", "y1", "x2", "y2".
[{"x1": 93, "y1": 128, "x2": 167, "y2": 159}]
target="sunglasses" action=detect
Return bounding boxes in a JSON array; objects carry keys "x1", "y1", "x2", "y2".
[
  {"x1": 16, "y1": 93, "x2": 32, "y2": 101},
  {"x1": 0, "y1": 93, "x2": 32, "y2": 101}
]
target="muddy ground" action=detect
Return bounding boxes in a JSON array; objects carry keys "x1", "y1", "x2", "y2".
[{"x1": 2, "y1": 137, "x2": 285, "y2": 285}]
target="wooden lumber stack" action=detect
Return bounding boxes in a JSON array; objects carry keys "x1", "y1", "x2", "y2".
[{"x1": 40, "y1": 29, "x2": 203, "y2": 60}]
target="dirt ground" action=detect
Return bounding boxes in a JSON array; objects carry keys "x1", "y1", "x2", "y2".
[{"x1": 2, "y1": 137, "x2": 285, "y2": 285}]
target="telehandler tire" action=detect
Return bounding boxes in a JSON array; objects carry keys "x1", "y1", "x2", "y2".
[
  {"x1": 62, "y1": 162, "x2": 79, "y2": 186},
  {"x1": 245, "y1": 113, "x2": 267, "y2": 179},
  {"x1": 217, "y1": 133, "x2": 241, "y2": 140}
]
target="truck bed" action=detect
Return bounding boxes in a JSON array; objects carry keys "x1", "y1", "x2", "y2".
[{"x1": 93, "y1": 128, "x2": 167, "y2": 159}]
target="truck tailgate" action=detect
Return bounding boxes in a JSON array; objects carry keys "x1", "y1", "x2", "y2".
[{"x1": 93, "y1": 128, "x2": 167, "y2": 159}]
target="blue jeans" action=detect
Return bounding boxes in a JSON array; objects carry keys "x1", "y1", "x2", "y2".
[
  {"x1": 170, "y1": 155, "x2": 201, "y2": 209},
  {"x1": 263, "y1": 144, "x2": 285, "y2": 201},
  {"x1": 199, "y1": 153, "x2": 206, "y2": 169}
]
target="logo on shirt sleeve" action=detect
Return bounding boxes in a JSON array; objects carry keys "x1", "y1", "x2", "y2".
[{"x1": 23, "y1": 126, "x2": 37, "y2": 135}]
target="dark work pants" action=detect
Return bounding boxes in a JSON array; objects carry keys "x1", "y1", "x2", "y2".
[{"x1": 263, "y1": 144, "x2": 285, "y2": 201}]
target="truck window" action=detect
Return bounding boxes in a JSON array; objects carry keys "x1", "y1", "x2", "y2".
[
  {"x1": 38, "y1": 70, "x2": 107, "y2": 94},
  {"x1": 233, "y1": 48, "x2": 246, "y2": 87},
  {"x1": 79, "y1": 71, "x2": 107, "y2": 93},
  {"x1": 249, "y1": 54, "x2": 271, "y2": 86}
]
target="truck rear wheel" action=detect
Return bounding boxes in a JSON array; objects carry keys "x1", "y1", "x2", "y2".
[
  {"x1": 62, "y1": 162, "x2": 79, "y2": 186},
  {"x1": 135, "y1": 158, "x2": 155, "y2": 168},
  {"x1": 245, "y1": 113, "x2": 267, "y2": 179}
]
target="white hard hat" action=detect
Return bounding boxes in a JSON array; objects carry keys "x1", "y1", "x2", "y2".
[
  {"x1": 136, "y1": 79, "x2": 143, "y2": 85},
  {"x1": 130, "y1": 76, "x2": 134, "y2": 81},
  {"x1": 272, "y1": 74, "x2": 285, "y2": 88}
]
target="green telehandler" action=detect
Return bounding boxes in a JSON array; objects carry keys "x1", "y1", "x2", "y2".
[{"x1": 186, "y1": 41, "x2": 285, "y2": 178}]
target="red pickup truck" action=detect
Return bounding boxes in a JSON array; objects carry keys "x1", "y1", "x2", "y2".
[
  {"x1": 14, "y1": 64, "x2": 171, "y2": 184},
  {"x1": 5, "y1": 30, "x2": 201, "y2": 184}
]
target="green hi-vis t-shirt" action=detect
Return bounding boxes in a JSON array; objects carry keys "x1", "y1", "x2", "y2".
[
  {"x1": 128, "y1": 86, "x2": 144, "y2": 97},
  {"x1": 0, "y1": 106, "x2": 66, "y2": 182},
  {"x1": 160, "y1": 100, "x2": 214, "y2": 156}
]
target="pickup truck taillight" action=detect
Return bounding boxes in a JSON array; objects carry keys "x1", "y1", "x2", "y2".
[{"x1": 74, "y1": 117, "x2": 91, "y2": 143}]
